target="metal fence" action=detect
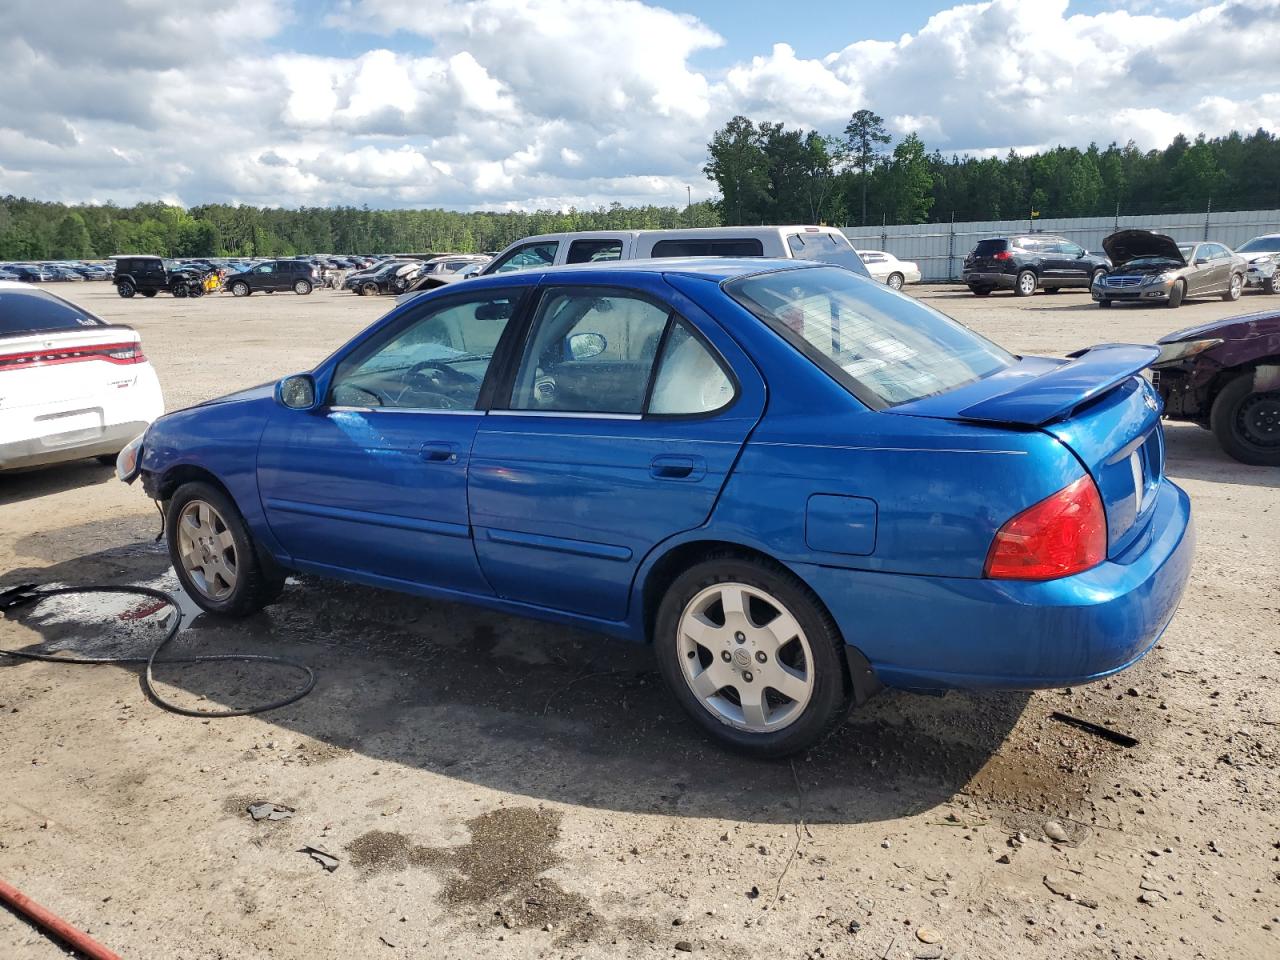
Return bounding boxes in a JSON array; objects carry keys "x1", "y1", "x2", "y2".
[{"x1": 842, "y1": 208, "x2": 1280, "y2": 282}]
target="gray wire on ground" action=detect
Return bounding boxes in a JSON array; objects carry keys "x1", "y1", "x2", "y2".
[{"x1": 0, "y1": 584, "x2": 315, "y2": 717}]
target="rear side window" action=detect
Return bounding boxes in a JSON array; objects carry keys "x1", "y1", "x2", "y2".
[
  {"x1": 0, "y1": 289, "x2": 105, "y2": 335},
  {"x1": 567, "y1": 239, "x2": 624, "y2": 264},
  {"x1": 650, "y1": 238, "x2": 764, "y2": 258},
  {"x1": 973, "y1": 240, "x2": 1008, "y2": 256},
  {"x1": 725, "y1": 266, "x2": 1013, "y2": 409}
]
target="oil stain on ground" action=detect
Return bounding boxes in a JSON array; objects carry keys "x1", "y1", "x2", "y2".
[{"x1": 347, "y1": 807, "x2": 606, "y2": 944}]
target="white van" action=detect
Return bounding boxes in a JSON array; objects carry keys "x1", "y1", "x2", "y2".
[{"x1": 482, "y1": 225, "x2": 869, "y2": 277}]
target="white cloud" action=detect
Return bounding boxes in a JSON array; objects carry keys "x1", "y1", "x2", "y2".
[{"x1": 0, "y1": 0, "x2": 1277, "y2": 210}]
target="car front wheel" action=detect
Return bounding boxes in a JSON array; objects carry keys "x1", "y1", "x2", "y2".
[
  {"x1": 166, "y1": 481, "x2": 285, "y2": 616},
  {"x1": 230, "y1": 281, "x2": 250, "y2": 297},
  {"x1": 1211, "y1": 373, "x2": 1280, "y2": 466},
  {"x1": 654, "y1": 555, "x2": 853, "y2": 757},
  {"x1": 361, "y1": 281, "x2": 380, "y2": 296},
  {"x1": 1223, "y1": 273, "x2": 1243, "y2": 301}
]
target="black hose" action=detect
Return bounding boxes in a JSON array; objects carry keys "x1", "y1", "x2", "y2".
[{"x1": 0, "y1": 584, "x2": 315, "y2": 718}]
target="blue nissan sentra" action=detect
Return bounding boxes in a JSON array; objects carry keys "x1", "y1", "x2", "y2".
[{"x1": 119, "y1": 260, "x2": 1194, "y2": 756}]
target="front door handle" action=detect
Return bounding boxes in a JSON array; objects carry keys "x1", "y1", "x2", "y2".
[
  {"x1": 650, "y1": 455, "x2": 706, "y2": 481},
  {"x1": 420, "y1": 442, "x2": 457, "y2": 463}
]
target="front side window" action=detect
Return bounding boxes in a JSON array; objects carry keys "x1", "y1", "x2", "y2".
[
  {"x1": 567, "y1": 239, "x2": 624, "y2": 264},
  {"x1": 329, "y1": 292, "x2": 520, "y2": 411},
  {"x1": 509, "y1": 290, "x2": 671, "y2": 414},
  {"x1": 726, "y1": 266, "x2": 1014, "y2": 409},
  {"x1": 1061, "y1": 242, "x2": 1085, "y2": 256},
  {"x1": 489, "y1": 241, "x2": 559, "y2": 274},
  {"x1": 256, "y1": 263, "x2": 275, "y2": 274}
]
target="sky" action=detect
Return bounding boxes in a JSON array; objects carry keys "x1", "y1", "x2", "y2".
[{"x1": 2, "y1": 0, "x2": 1277, "y2": 211}]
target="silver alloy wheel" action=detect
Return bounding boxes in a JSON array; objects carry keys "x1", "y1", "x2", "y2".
[
  {"x1": 176, "y1": 499, "x2": 238, "y2": 601},
  {"x1": 888, "y1": 272, "x2": 904, "y2": 290},
  {"x1": 294, "y1": 279, "x2": 309, "y2": 294},
  {"x1": 677, "y1": 582, "x2": 815, "y2": 733},
  {"x1": 1230, "y1": 274, "x2": 1242, "y2": 299},
  {"x1": 231, "y1": 281, "x2": 249, "y2": 297},
  {"x1": 1018, "y1": 271, "x2": 1036, "y2": 295}
]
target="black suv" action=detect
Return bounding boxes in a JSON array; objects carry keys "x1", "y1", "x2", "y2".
[
  {"x1": 225, "y1": 260, "x2": 318, "y2": 297},
  {"x1": 962, "y1": 235, "x2": 1110, "y2": 297},
  {"x1": 112, "y1": 256, "x2": 209, "y2": 298}
]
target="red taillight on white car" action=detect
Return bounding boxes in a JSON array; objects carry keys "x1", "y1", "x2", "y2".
[
  {"x1": 984, "y1": 475, "x2": 1107, "y2": 581},
  {"x1": 0, "y1": 341, "x2": 146, "y2": 372}
]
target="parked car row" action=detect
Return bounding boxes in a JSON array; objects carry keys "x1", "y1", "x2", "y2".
[
  {"x1": 961, "y1": 230, "x2": 1279, "y2": 307},
  {"x1": 0, "y1": 261, "x2": 114, "y2": 282}
]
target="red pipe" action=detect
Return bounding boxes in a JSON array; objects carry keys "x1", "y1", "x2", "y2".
[{"x1": 0, "y1": 874, "x2": 122, "y2": 960}]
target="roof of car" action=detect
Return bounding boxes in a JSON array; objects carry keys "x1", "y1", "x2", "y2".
[{"x1": 469, "y1": 257, "x2": 818, "y2": 285}]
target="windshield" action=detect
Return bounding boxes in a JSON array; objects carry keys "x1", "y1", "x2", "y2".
[
  {"x1": 1124, "y1": 256, "x2": 1182, "y2": 269},
  {"x1": 725, "y1": 266, "x2": 1013, "y2": 408},
  {"x1": 1237, "y1": 237, "x2": 1280, "y2": 253},
  {"x1": 786, "y1": 233, "x2": 871, "y2": 277}
]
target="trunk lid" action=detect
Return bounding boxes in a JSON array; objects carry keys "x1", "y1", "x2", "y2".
[
  {"x1": 888, "y1": 344, "x2": 1165, "y2": 554},
  {"x1": 0, "y1": 326, "x2": 146, "y2": 411}
]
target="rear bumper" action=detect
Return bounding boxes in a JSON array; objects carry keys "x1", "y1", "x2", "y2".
[
  {"x1": 963, "y1": 270, "x2": 1015, "y2": 289},
  {"x1": 0, "y1": 418, "x2": 153, "y2": 471},
  {"x1": 795, "y1": 479, "x2": 1194, "y2": 691}
]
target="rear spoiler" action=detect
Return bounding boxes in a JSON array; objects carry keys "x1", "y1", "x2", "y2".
[{"x1": 956, "y1": 343, "x2": 1159, "y2": 427}]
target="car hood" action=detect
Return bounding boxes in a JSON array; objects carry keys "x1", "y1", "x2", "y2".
[
  {"x1": 1103, "y1": 230, "x2": 1186, "y2": 268},
  {"x1": 1158, "y1": 310, "x2": 1280, "y2": 344}
]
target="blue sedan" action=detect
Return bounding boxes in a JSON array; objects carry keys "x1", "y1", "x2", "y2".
[{"x1": 119, "y1": 259, "x2": 1195, "y2": 756}]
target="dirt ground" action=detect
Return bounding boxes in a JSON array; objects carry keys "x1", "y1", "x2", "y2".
[{"x1": 2, "y1": 281, "x2": 1277, "y2": 960}]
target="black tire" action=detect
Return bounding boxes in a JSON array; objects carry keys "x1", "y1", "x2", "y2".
[
  {"x1": 189, "y1": 284, "x2": 205, "y2": 298},
  {"x1": 1264, "y1": 276, "x2": 1278, "y2": 295},
  {"x1": 1014, "y1": 269, "x2": 1037, "y2": 297},
  {"x1": 1222, "y1": 272, "x2": 1243, "y2": 302},
  {"x1": 968, "y1": 285, "x2": 993, "y2": 297},
  {"x1": 293, "y1": 279, "x2": 313, "y2": 295},
  {"x1": 1098, "y1": 299, "x2": 1112, "y2": 308},
  {"x1": 117, "y1": 281, "x2": 136, "y2": 298},
  {"x1": 653, "y1": 554, "x2": 854, "y2": 758},
  {"x1": 1044, "y1": 286, "x2": 1060, "y2": 294},
  {"x1": 1167, "y1": 280, "x2": 1184, "y2": 308},
  {"x1": 1210, "y1": 373, "x2": 1280, "y2": 467},
  {"x1": 887, "y1": 272, "x2": 904, "y2": 291},
  {"x1": 361, "y1": 281, "x2": 380, "y2": 297},
  {"x1": 141, "y1": 289, "x2": 158, "y2": 298},
  {"x1": 172, "y1": 283, "x2": 188, "y2": 298},
  {"x1": 165, "y1": 481, "x2": 285, "y2": 616},
  {"x1": 95, "y1": 454, "x2": 119, "y2": 466},
  {"x1": 230, "y1": 281, "x2": 250, "y2": 297}
]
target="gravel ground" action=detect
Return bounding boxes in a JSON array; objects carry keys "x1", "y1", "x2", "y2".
[{"x1": 1, "y1": 281, "x2": 1277, "y2": 960}]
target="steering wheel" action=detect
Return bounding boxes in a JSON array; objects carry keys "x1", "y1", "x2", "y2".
[{"x1": 406, "y1": 360, "x2": 479, "y2": 389}]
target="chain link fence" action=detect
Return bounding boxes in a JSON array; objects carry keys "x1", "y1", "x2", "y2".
[{"x1": 843, "y1": 207, "x2": 1280, "y2": 282}]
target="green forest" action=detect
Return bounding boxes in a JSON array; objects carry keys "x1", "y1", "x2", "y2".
[{"x1": 1, "y1": 118, "x2": 1276, "y2": 260}]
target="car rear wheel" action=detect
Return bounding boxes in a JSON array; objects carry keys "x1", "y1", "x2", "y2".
[
  {"x1": 117, "y1": 281, "x2": 135, "y2": 298},
  {"x1": 230, "y1": 281, "x2": 250, "y2": 297},
  {"x1": 1167, "y1": 280, "x2": 1185, "y2": 308},
  {"x1": 1210, "y1": 373, "x2": 1280, "y2": 466},
  {"x1": 293, "y1": 279, "x2": 313, "y2": 295},
  {"x1": 654, "y1": 555, "x2": 853, "y2": 758},
  {"x1": 166, "y1": 481, "x2": 285, "y2": 616},
  {"x1": 968, "y1": 285, "x2": 993, "y2": 297},
  {"x1": 361, "y1": 281, "x2": 380, "y2": 296},
  {"x1": 1014, "y1": 270, "x2": 1037, "y2": 297},
  {"x1": 1223, "y1": 273, "x2": 1243, "y2": 302},
  {"x1": 887, "y1": 272, "x2": 904, "y2": 290}
]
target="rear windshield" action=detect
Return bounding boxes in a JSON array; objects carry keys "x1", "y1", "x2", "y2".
[
  {"x1": 650, "y1": 238, "x2": 764, "y2": 258},
  {"x1": 786, "y1": 233, "x2": 871, "y2": 277},
  {"x1": 0, "y1": 289, "x2": 106, "y2": 335},
  {"x1": 725, "y1": 266, "x2": 1013, "y2": 408},
  {"x1": 973, "y1": 239, "x2": 1009, "y2": 256}
]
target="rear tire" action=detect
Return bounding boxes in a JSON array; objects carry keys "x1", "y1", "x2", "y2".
[
  {"x1": 1210, "y1": 373, "x2": 1280, "y2": 466},
  {"x1": 653, "y1": 554, "x2": 854, "y2": 758},
  {"x1": 293, "y1": 279, "x2": 313, "y2": 295},
  {"x1": 230, "y1": 281, "x2": 250, "y2": 297},
  {"x1": 166, "y1": 481, "x2": 285, "y2": 616},
  {"x1": 887, "y1": 272, "x2": 904, "y2": 291},
  {"x1": 1264, "y1": 276, "x2": 1278, "y2": 295},
  {"x1": 1222, "y1": 273, "x2": 1243, "y2": 302},
  {"x1": 1014, "y1": 270, "x2": 1037, "y2": 297},
  {"x1": 1167, "y1": 280, "x2": 1184, "y2": 309},
  {"x1": 117, "y1": 281, "x2": 136, "y2": 298}
]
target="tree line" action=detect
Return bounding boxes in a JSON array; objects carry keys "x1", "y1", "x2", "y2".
[
  {"x1": 0, "y1": 199, "x2": 720, "y2": 261},
  {"x1": 704, "y1": 114, "x2": 1280, "y2": 227}
]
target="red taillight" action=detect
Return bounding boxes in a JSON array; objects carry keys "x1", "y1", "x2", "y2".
[
  {"x1": 984, "y1": 475, "x2": 1107, "y2": 581},
  {"x1": 992, "y1": 250, "x2": 1013, "y2": 261},
  {"x1": 0, "y1": 341, "x2": 146, "y2": 373}
]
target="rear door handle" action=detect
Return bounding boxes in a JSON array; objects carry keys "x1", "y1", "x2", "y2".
[
  {"x1": 650, "y1": 455, "x2": 705, "y2": 481},
  {"x1": 420, "y1": 442, "x2": 457, "y2": 463}
]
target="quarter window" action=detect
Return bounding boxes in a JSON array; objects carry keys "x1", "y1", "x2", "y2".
[
  {"x1": 648, "y1": 322, "x2": 735, "y2": 415},
  {"x1": 329, "y1": 292, "x2": 520, "y2": 411}
]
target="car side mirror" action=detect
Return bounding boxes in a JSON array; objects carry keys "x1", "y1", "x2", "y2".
[
  {"x1": 568, "y1": 332, "x2": 607, "y2": 360},
  {"x1": 1194, "y1": 258, "x2": 1208, "y2": 266},
  {"x1": 276, "y1": 373, "x2": 318, "y2": 410}
]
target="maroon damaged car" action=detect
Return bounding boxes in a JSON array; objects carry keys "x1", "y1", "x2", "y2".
[{"x1": 1153, "y1": 310, "x2": 1280, "y2": 465}]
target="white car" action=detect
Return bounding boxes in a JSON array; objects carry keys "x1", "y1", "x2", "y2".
[
  {"x1": 1232, "y1": 234, "x2": 1280, "y2": 294},
  {"x1": 0, "y1": 281, "x2": 163, "y2": 472},
  {"x1": 855, "y1": 250, "x2": 922, "y2": 289}
]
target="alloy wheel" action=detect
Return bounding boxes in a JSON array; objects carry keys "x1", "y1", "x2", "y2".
[
  {"x1": 176, "y1": 499, "x2": 239, "y2": 601},
  {"x1": 677, "y1": 582, "x2": 815, "y2": 733}
]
